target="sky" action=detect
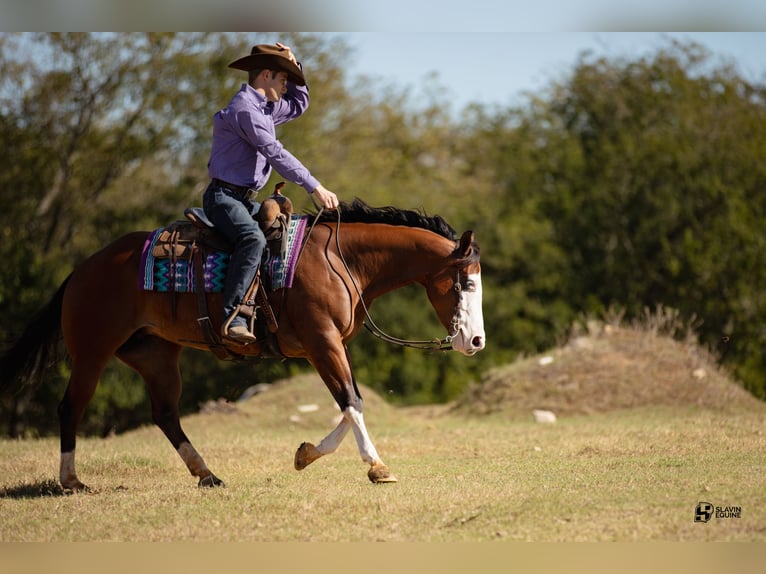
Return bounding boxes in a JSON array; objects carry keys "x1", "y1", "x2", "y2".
[
  {"x1": 0, "y1": 2, "x2": 764, "y2": 115},
  {"x1": 340, "y1": 32, "x2": 766, "y2": 112}
]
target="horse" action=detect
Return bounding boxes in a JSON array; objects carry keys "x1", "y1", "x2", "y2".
[{"x1": 0, "y1": 198, "x2": 485, "y2": 490}]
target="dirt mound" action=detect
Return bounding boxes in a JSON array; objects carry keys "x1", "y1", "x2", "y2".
[
  {"x1": 452, "y1": 322, "x2": 762, "y2": 418},
  {"x1": 224, "y1": 373, "x2": 402, "y2": 430}
]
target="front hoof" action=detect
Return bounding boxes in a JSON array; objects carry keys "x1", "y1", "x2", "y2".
[
  {"x1": 368, "y1": 463, "x2": 398, "y2": 484},
  {"x1": 198, "y1": 474, "x2": 225, "y2": 488},
  {"x1": 294, "y1": 442, "x2": 322, "y2": 470}
]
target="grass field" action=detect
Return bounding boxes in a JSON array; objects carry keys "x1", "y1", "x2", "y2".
[{"x1": 1, "y1": 322, "x2": 765, "y2": 543}]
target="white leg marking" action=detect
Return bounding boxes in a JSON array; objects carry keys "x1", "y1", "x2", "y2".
[
  {"x1": 177, "y1": 442, "x2": 211, "y2": 478},
  {"x1": 316, "y1": 416, "x2": 352, "y2": 455},
  {"x1": 59, "y1": 451, "x2": 78, "y2": 487},
  {"x1": 345, "y1": 405, "x2": 383, "y2": 465}
]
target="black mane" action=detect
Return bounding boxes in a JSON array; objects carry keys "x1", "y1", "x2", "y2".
[{"x1": 314, "y1": 198, "x2": 458, "y2": 241}]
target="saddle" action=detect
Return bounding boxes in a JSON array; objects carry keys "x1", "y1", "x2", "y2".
[
  {"x1": 152, "y1": 183, "x2": 294, "y2": 360},
  {"x1": 154, "y1": 182, "x2": 292, "y2": 261}
]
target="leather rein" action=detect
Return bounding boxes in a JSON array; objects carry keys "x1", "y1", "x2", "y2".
[{"x1": 296, "y1": 204, "x2": 460, "y2": 352}]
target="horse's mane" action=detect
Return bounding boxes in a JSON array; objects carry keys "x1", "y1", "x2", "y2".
[{"x1": 314, "y1": 198, "x2": 458, "y2": 241}]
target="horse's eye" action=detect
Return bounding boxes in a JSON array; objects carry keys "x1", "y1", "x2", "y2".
[{"x1": 464, "y1": 280, "x2": 476, "y2": 291}]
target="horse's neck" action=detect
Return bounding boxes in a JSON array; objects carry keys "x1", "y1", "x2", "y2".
[{"x1": 345, "y1": 225, "x2": 454, "y2": 297}]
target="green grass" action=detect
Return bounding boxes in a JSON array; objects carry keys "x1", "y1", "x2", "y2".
[{"x1": 1, "y1": 375, "x2": 764, "y2": 542}]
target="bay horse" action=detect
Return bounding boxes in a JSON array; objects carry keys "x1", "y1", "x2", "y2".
[{"x1": 0, "y1": 198, "x2": 485, "y2": 490}]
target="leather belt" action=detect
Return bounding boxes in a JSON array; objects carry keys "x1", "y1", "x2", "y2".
[{"x1": 212, "y1": 178, "x2": 255, "y2": 198}]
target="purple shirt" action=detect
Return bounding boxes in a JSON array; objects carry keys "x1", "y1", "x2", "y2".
[{"x1": 207, "y1": 82, "x2": 321, "y2": 194}]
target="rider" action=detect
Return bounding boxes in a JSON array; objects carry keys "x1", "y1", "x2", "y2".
[{"x1": 205, "y1": 42, "x2": 339, "y2": 344}]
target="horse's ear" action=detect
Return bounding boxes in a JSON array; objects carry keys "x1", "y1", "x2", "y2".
[{"x1": 458, "y1": 230, "x2": 474, "y2": 258}]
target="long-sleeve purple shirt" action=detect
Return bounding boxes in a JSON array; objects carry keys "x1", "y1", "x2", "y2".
[{"x1": 207, "y1": 82, "x2": 321, "y2": 194}]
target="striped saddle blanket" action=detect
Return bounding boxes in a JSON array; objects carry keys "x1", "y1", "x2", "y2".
[{"x1": 139, "y1": 215, "x2": 308, "y2": 293}]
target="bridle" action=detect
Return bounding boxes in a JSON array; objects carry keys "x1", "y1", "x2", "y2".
[
  {"x1": 301, "y1": 206, "x2": 464, "y2": 352},
  {"x1": 359, "y1": 267, "x2": 463, "y2": 352}
]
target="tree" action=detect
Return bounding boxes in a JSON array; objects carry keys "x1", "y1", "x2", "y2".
[{"x1": 536, "y1": 40, "x2": 766, "y2": 396}]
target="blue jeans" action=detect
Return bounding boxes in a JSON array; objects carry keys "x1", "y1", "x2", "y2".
[{"x1": 203, "y1": 181, "x2": 267, "y2": 328}]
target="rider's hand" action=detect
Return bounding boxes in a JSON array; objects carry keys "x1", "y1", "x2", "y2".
[
  {"x1": 312, "y1": 184, "x2": 339, "y2": 210},
  {"x1": 275, "y1": 42, "x2": 297, "y2": 65}
]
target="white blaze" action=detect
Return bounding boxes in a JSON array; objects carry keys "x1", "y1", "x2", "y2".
[{"x1": 451, "y1": 271, "x2": 486, "y2": 356}]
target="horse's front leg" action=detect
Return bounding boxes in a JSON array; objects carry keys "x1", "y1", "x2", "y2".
[
  {"x1": 294, "y1": 401, "x2": 397, "y2": 483},
  {"x1": 294, "y1": 415, "x2": 350, "y2": 469},
  {"x1": 343, "y1": 398, "x2": 398, "y2": 483},
  {"x1": 296, "y1": 341, "x2": 397, "y2": 483}
]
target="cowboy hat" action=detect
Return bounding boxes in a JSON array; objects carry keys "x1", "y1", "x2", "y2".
[{"x1": 228, "y1": 44, "x2": 306, "y2": 86}]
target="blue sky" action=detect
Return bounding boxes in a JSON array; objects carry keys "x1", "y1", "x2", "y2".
[
  {"x1": 340, "y1": 32, "x2": 766, "y2": 112},
  {"x1": 1, "y1": 3, "x2": 764, "y2": 114}
]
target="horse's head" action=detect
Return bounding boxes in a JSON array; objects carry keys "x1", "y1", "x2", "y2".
[{"x1": 424, "y1": 230, "x2": 486, "y2": 356}]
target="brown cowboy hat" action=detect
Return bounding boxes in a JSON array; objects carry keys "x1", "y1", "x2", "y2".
[{"x1": 228, "y1": 44, "x2": 306, "y2": 86}]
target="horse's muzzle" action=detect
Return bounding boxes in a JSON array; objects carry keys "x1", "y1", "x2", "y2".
[{"x1": 452, "y1": 332, "x2": 485, "y2": 356}]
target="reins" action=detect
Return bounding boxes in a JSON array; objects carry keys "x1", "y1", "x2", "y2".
[{"x1": 307, "y1": 204, "x2": 456, "y2": 352}]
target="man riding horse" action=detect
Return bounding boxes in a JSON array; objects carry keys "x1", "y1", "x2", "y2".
[{"x1": 205, "y1": 42, "x2": 339, "y2": 344}]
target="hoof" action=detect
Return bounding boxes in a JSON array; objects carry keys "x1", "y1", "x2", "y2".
[
  {"x1": 63, "y1": 484, "x2": 91, "y2": 494},
  {"x1": 294, "y1": 442, "x2": 322, "y2": 470},
  {"x1": 61, "y1": 479, "x2": 90, "y2": 493},
  {"x1": 198, "y1": 474, "x2": 225, "y2": 488},
  {"x1": 368, "y1": 463, "x2": 398, "y2": 484}
]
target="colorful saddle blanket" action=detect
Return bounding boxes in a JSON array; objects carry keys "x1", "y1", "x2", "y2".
[{"x1": 140, "y1": 215, "x2": 307, "y2": 293}]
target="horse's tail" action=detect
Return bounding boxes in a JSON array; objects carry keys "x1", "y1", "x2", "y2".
[{"x1": 0, "y1": 275, "x2": 70, "y2": 394}]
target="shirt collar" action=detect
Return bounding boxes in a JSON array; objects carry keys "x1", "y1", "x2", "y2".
[{"x1": 240, "y1": 83, "x2": 273, "y2": 113}]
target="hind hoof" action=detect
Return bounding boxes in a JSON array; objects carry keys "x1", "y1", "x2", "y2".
[
  {"x1": 61, "y1": 478, "x2": 90, "y2": 493},
  {"x1": 368, "y1": 463, "x2": 398, "y2": 484},
  {"x1": 198, "y1": 474, "x2": 225, "y2": 488}
]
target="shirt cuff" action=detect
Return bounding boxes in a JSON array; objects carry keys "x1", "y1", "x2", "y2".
[{"x1": 303, "y1": 176, "x2": 321, "y2": 194}]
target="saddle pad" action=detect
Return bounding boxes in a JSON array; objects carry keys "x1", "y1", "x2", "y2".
[
  {"x1": 263, "y1": 214, "x2": 307, "y2": 290},
  {"x1": 139, "y1": 215, "x2": 307, "y2": 293}
]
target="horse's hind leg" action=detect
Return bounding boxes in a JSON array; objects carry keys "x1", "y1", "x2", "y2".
[
  {"x1": 58, "y1": 356, "x2": 112, "y2": 491},
  {"x1": 116, "y1": 333, "x2": 224, "y2": 488}
]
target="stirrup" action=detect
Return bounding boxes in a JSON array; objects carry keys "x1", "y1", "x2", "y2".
[{"x1": 222, "y1": 323, "x2": 256, "y2": 344}]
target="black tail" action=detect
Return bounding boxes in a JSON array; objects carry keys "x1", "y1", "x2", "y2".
[{"x1": 0, "y1": 276, "x2": 70, "y2": 394}]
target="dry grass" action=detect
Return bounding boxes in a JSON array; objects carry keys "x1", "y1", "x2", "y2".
[{"x1": 1, "y1": 320, "x2": 765, "y2": 543}]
